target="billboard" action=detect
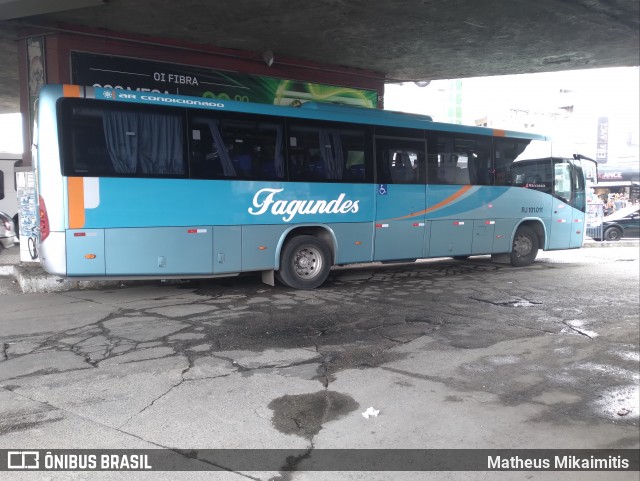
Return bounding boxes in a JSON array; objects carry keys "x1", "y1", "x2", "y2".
[
  {"x1": 71, "y1": 52, "x2": 378, "y2": 108},
  {"x1": 596, "y1": 116, "x2": 609, "y2": 164}
]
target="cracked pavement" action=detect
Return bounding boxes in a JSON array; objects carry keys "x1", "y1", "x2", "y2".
[{"x1": 0, "y1": 246, "x2": 639, "y2": 480}]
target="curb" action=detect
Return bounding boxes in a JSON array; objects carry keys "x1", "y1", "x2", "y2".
[
  {"x1": 2, "y1": 240, "x2": 638, "y2": 293},
  {"x1": 582, "y1": 240, "x2": 639, "y2": 248},
  {"x1": 5, "y1": 265, "x2": 124, "y2": 293},
  {"x1": 0, "y1": 265, "x2": 14, "y2": 277}
]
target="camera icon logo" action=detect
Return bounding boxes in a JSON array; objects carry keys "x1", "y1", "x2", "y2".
[{"x1": 7, "y1": 451, "x2": 40, "y2": 469}]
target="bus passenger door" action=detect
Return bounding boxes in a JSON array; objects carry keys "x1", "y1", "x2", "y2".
[
  {"x1": 570, "y1": 159, "x2": 587, "y2": 248},
  {"x1": 549, "y1": 160, "x2": 574, "y2": 249},
  {"x1": 373, "y1": 139, "x2": 426, "y2": 261}
]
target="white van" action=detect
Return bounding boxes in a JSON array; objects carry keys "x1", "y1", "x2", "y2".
[{"x1": 0, "y1": 153, "x2": 20, "y2": 236}]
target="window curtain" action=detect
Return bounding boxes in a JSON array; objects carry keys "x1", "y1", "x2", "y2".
[
  {"x1": 274, "y1": 125, "x2": 285, "y2": 178},
  {"x1": 468, "y1": 154, "x2": 478, "y2": 184},
  {"x1": 443, "y1": 154, "x2": 458, "y2": 184},
  {"x1": 139, "y1": 114, "x2": 184, "y2": 175},
  {"x1": 204, "y1": 119, "x2": 236, "y2": 177},
  {"x1": 319, "y1": 129, "x2": 344, "y2": 180},
  {"x1": 103, "y1": 111, "x2": 138, "y2": 174},
  {"x1": 103, "y1": 110, "x2": 184, "y2": 175}
]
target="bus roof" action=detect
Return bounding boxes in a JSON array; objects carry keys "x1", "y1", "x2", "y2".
[{"x1": 42, "y1": 84, "x2": 549, "y2": 141}]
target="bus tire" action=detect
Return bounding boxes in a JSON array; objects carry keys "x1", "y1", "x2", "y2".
[
  {"x1": 510, "y1": 225, "x2": 538, "y2": 267},
  {"x1": 277, "y1": 235, "x2": 331, "y2": 289}
]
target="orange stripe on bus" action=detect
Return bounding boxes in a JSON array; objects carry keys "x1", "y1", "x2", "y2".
[
  {"x1": 388, "y1": 185, "x2": 474, "y2": 221},
  {"x1": 493, "y1": 129, "x2": 506, "y2": 137},
  {"x1": 63, "y1": 85, "x2": 81, "y2": 97},
  {"x1": 68, "y1": 177, "x2": 85, "y2": 229},
  {"x1": 423, "y1": 184, "x2": 473, "y2": 214}
]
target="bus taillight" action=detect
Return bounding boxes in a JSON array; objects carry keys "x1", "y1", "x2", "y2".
[{"x1": 39, "y1": 195, "x2": 50, "y2": 241}]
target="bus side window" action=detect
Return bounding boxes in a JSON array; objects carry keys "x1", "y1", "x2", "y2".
[
  {"x1": 61, "y1": 103, "x2": 114, "y2": 177},
  {"x1": 103, "y1": 109, "x2": 185, "y2": 176},
  {"x1": 427, "y1": 136, "x2": 458, "y2": 185},
  {"x1": 554, "y1": 161, "x2": 572, "y2": 203},
  {"x1": 494, "y1": 142, "x2": 523, "y2": 186},
  {"x1": 339, "y1": 128, "x2": 367, "y2": 183},
  {"x1": 189, "y1": 127, "x2": 223, "y2": 179},
  {"x1": 495, "y1": 138, "x2": 553, "y2": 193},
  {"x1": 227, "y1": 141, "x2": 254, "y2": 178},
  {"x1": 344, "y1": 150, "x2": 365, "y2": 181},
  {"x1": 218, "y1": 119, "x2": 253, "y2": 179},
  {"x1": 428, "y1": 134, "x2": 490, "y2": 185},
  {"x1": 376, "y1": 138, "x2": 425, "y2": 185},
  {"x1": 288, "y1": 122, "x2": 367, "y2": 183},
  {"x1": 571, "y1": 160, "x2": 586, "y2": 212},
  {"x1": 256, "y1": 122, "x2": 285, "y2": 180},
  {"x1": 191, "y1": 115, "x2": 286, "y2": 181},
  {"x1": 470, "y1": 150, "x2": 492, "y2": 185},
  {"x1": 188, "y1": 128, "x2": 206, "y2": 177}
]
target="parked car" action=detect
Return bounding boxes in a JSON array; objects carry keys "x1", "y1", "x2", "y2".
[
  {"x1": 0, "y1": 211, "x2": 17, "y2": 250},
  {"x1": 587, "y1": 205, "x2": 640, "y2": 241}
]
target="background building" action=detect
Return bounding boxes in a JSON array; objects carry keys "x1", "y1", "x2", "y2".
[{"x1": 385, "y1": 67, "x2": 640, "y2": 200}]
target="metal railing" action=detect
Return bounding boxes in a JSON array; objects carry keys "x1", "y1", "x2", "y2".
[{"x1": 586, "y1": 203, "x2": 604, "y2": 241}]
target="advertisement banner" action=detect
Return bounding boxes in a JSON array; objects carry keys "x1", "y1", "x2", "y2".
[
  {"x1": 16, "y1": 168, "x2": 39, "y2": 263},
  {"x1": 27, "y1": 36, "x2": 46, "y2": 145},
  {"x1": 596, "y1": 116, "x2": 609, "y2": 164},
  {"x1": 71, "y1": 52, "x2": 378, "y2": 108}
]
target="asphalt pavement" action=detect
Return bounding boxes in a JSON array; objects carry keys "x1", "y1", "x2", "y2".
[{"x1": 0, "y1": 242, "x2": 638, "y2": 480}]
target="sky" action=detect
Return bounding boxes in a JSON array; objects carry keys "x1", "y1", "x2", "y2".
[
  {"x1": 0, "y1": 113, "x2": 21, "y2": 154},
  {"x1": 384, "y1": 67, "x2": 640, "y2": 167},
  {"x1": 1, "y1": 67, "x2": 638, "y2": 166}
]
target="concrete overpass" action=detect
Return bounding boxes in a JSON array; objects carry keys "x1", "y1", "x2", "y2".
[{"x1": 0, "y1": 0, "x2": 638, "y2": 115}]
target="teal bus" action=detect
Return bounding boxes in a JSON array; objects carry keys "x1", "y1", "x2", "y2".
[{"x1": 34, "y1": 84, "x2": 588, "y2": 289}]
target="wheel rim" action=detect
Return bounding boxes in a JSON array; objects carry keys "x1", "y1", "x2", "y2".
[
  {"x1": 293, "y1": 245, "x2": 323, "y2": 280},
  {"x1": 513, "y1": 235, "x2": 532, "y2": 258}
]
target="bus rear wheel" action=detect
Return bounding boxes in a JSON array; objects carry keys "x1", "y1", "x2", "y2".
[
  {"x1": 276, "y1": 235, "x2": 331, "y2": 290},
  {"x1": 510, "y1": 225, "x2": 539, "y2": 267}
]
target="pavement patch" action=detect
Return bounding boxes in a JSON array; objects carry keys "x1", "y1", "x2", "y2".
[
  {"x1": 6, "y1": 356, "x2": 188, "y2": 429},
  {"x1": 0, "y1": 350, "x2": 91, "y2": 381},
  {"x1": 595, "y1": 385, "x2": 640, "y2": 420},
  {"x1": 99, "y1": 346, "x2": 176, "y2": 366},
  {"x1": 268, "y1": 391, "x2": 360, "y2": 439},
  {"x1": 102, "y1": 316, "x2": 189, "y2": 342},
  {"x1": 215, "y1": 348, "x2": 322, "y2": 370},
  {"x1": 182, "y1": 357, "x2": 236, "y2": 380}
]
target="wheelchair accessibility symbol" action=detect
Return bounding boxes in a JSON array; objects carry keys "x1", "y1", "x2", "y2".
[{"x1": 378, "y1": 184, "x2": 388, "y2": 195}]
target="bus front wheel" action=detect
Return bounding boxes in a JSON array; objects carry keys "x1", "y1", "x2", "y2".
[
  {"x1": 510, "y1": 225, "x2": 539, "y2": 267},
  {"x1": 277, "y1": 235, "x2": 331, "y2": 289}
]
